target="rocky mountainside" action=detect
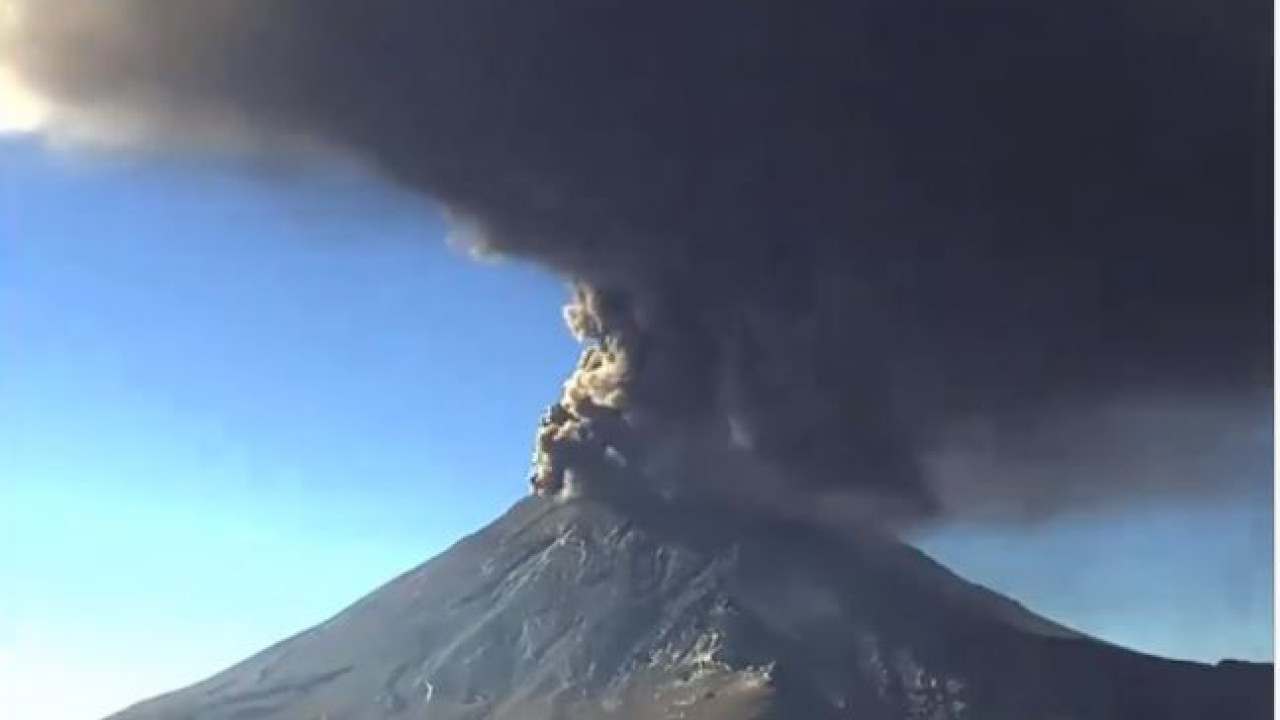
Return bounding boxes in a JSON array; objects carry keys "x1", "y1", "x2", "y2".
[{"x1": 106, "y1": 494, "x2": 1271, "y2": 720}]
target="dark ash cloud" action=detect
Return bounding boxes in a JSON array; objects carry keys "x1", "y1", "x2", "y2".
[{"x1": 7, "y1": 0, "x2": 1271, "y2": 524}]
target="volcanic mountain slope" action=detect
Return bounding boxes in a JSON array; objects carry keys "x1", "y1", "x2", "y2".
[{"x1": 106, "y1": 494, "x2": 1271, "y2": 720}]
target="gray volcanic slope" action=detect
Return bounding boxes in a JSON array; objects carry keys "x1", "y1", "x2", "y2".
[{"x1": 106, "y1": 495, "x2": 1270, "y2": 720}]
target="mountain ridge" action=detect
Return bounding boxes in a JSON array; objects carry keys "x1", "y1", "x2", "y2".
[{"x1": 105, "y1": 495, "x2": 1271, "y2": 720}]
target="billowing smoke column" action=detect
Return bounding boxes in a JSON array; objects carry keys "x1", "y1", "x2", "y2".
[
  {"x1": 529, "y1": 284, "x2": 636, "y2": 496},
  {"x1": 3, "y1": 0, "x2": 1270, "y2": 523}
]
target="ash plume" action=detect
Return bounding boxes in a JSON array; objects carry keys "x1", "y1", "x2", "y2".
[{"x1": 4, "y1": 0, "x2": 1270, "y2": 524}]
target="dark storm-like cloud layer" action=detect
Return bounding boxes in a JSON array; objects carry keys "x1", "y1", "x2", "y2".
[{"x1": 8, "y1": 0, "x2": 1271, "y2": 521}]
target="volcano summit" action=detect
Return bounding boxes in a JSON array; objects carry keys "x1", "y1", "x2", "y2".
[{"x1": 105, "y1": 491, "x2": 1270, "y2": 720}]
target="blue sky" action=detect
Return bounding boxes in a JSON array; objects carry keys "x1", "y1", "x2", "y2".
[{"x1": 1, "y1": 137, "x2": 1272, "y2": 720}]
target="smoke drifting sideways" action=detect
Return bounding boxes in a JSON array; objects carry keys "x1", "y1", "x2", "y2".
[{"x1": 5, "y1": 0, "x2": 1271, "y2": 526}]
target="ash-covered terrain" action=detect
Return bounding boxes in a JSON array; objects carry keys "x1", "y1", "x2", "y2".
[{"x1": 106, "y1": 492, "x2": 1270, "y2": 720}]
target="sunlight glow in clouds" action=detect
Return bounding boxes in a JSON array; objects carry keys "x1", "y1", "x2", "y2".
[
  {"x1": 0, "y1": 66, "x2": 49, "y2": 133},
  {"x1": 0, "y1": 1, "x2": 50, "y2": 134}
]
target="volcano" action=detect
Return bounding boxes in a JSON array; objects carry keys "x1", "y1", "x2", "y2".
[{"x1": 105, "y1": 492, "x2": 1270, "y2": 720}]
